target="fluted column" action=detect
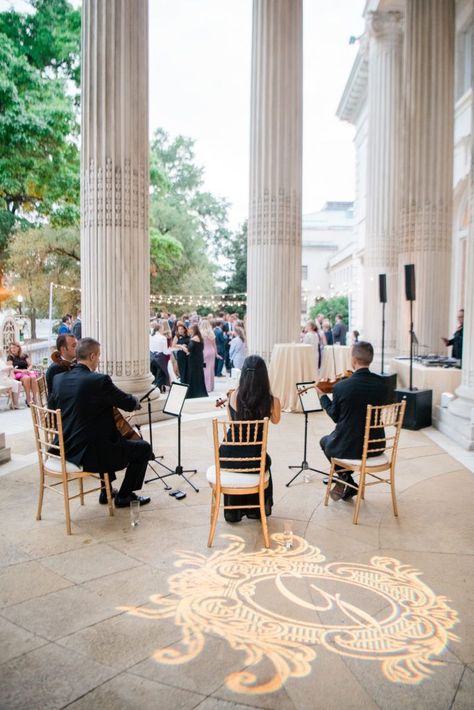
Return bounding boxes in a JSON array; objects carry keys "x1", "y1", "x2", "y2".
[
  {"x1": 247, "y1": 0, "x2": 303, "y2": 363},
  {"x1": 398, "y1": 0, "x2": 455, "y2": 354},
  {"x1": 364, "y1": 11, "x2": 403, "y2": 355},
  {"x1": 435, "y1": 90, "x2": 474, "y2": 449},
  {"x1": 81, "y1": 0, "x2": 150, "y2": 395}
]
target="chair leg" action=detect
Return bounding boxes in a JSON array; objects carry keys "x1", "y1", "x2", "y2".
[
  {"x1": 103, "y1": 473, "x2": 114, "y2": 517},
  {"x1": 259, "y1": 488, "x2": 270, "y2": 549},
  {"x1": 208, "y1": 486, "x2": 220, "y2": 547},
  {"x1": 63, "y1": 476, "x2": 72, "y2": 535},
  {"x1": 390, "y1": 467, "x2": 398, "y2": 517},
  {"x1": 79, "y1": 478, "x2": 84, "y2": 505},
  {"x1": 324, "y1": 461, "x2": 336, "y2": 506},
  {"x1": 352, "y1": 469, "x2": 365, "y2": 525},
  {"x1": 36, "y1": 468, "x2": 45, "y2": 521}
]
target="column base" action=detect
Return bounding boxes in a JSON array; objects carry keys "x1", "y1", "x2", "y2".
[
  {"x1": 433, "y1": 400, "x2": 474, "y2": 451},
  {"x1": 0, "y1": 432, "x2": 11, "y2": 465}
]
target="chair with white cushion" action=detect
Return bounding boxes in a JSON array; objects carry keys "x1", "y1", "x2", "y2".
[
  {"x1": 30, "y1": 404, "x2": 114, "y2": 534},
  {"x1": 206, "y1": 417, "x2": 270, "y2": 548},
  {"x1": 324, "y1": 400, "x2": 406, "y2": 525}
]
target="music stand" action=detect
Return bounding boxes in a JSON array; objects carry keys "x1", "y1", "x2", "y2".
[
  {"x1": 145, "y1": 382, "x2": 199, "y2": 492},
  {"x1": 287, "y1": 381, "x2": 326, "y2": 487}
]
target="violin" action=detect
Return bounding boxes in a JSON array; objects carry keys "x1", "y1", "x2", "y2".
[
  {"x1": 215, "y1": 388, "x2": 235, "y2": 409},
  {"x1": 50, "y1": 351, "x2": 142, "y2": 441},
  {"x1": 299, "y1": 370, "x2": 353, "y2": 396}
]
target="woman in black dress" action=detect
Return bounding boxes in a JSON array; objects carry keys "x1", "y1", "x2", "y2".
[
  {"x1": 220, "y1": 355, "x2": 281, "y2": 522},
  {"x1": 172, "y1": 322, "x2": 190, "y2": 383},
  {"x1": 184, "y1": 325, "x2": 208, "y2": 398}
]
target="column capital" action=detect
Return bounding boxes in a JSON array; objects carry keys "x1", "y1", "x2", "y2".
[{"x1": 366, "y1": 10, "x2": 403, "y2": 43}]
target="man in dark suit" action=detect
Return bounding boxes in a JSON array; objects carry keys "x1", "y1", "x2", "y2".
[
  {"x1": 45, "y1": 333, "x2": 77, "y2": 393},
  {"x1": 318, "y1": 341, "x2": 387, "y2": 501},
  {"x1": 332, "y1": 314, "x2": 347, "y2": 345},
  {"x1": 49, "y1": 337, "x2": 152, "y2": 508}
]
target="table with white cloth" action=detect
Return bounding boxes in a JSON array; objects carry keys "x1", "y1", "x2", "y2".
[
  {"x1": 319, "y1": 345, "x2": 352, "y2": 380},
  {"x1": 268, "y1": 343, "x2": 317, "y2": 412},
  {"x1": 390, "y1": 358, "x2": 461, "y2": 409}
]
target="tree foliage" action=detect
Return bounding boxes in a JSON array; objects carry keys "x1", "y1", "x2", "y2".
[
  {"x1": 309, "y1": 295, "x2": 349, "y2": 324},
  {"x1": 149, "y1": 129, "x2": 231, "y2": 294},
  {"x1": 0, "y1": 0, "x2": 81, "y2": 265}
]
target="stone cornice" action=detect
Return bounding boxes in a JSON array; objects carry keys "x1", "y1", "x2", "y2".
[{"x1": 336, "y1": 48, "x2": 369, "y2": 125}]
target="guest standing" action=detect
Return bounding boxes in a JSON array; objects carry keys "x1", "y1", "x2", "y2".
[
  {"x1": 172, "y1": 322, "x2": 190, "y2": 383},
  {"x1": 322, "y1": 319, "x2": 333, "y2": 345},
  {"x1": 185, "y1": 324, "x2": 208, "y2": 398},
  {"x1": 332, "y1": 314, "x2": 347, "y2": 345},
  {"x1": 200, "y1": 319, "x2": 217, "y2": 393},
  {"x1": 214, "y1": 320, "x2": 227, "y2": 377},
  {"x1": 229, "y1": 325, "x2": 248, "y2": 371}
]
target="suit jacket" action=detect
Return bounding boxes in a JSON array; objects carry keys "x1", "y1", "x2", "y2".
[
  {"x1": 320, "y1": 368, "x2": 388, "y2": 460},
  {"x1": 49, "y1": 364, "x2": 138, "y2": 470},
  {"x1": 332, "y1": 321, "x2": 347, "y2": 345}
]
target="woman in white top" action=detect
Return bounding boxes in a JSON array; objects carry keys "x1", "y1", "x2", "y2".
[
  {"x1": 302, "y1": 320, "x2": 324, "y2": 370},
  {"x1": 0, "y1": 356, "x2": 21, "y2": 408},
  {"x1": 229, "y1": 325, "x2": 248, "y2": 370}
]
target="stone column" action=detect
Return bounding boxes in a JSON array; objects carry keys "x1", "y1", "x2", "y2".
[
  {"x1": 435, "y1": 90, "x2": 474, "y2": 450},
  {"x1": 398, "y1": 0, "x2": 455, "y2": 354},
  {"x1": 364, "y1": 11, "x2": 403, "y2": 357},
  {"x1": 81, "y1": 0, "x2": 150, "y2": 395},
  {"x1": 247, "y1": 0, "x2": 303, "y2": 363}
]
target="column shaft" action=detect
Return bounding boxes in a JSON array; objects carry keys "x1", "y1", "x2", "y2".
[
  {"x1": 398, "y1": 0, "x2": 455, "y2": 354},
  {"x1": 247, "y1": 0, "x2": 303, "y2": 363},
  {"x1": 81, "y1": 0, "x2": 150, "y2": 394},
  {"x1": 364, "y1": 11, "x2": 403, "y2": 354}
]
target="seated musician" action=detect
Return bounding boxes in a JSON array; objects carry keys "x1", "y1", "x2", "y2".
[
  {"x1": 317, "y1": 341, "x2": 387, "y2": 501},
  {"x1": 46, "y1": 334, "x2": 77, "y2": 392},
  {"x1": 49, "y1": 337, "x2": 152, "y2": 508}
]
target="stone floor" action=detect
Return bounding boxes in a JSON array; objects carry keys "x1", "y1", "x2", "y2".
[{"x1": 0, "y1": 382, "x2": 473, "y2": 709}]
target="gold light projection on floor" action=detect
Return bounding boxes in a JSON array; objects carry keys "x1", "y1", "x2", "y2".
[{"x1": 120, "y1": 534, "x2": 459, "y2": 695}]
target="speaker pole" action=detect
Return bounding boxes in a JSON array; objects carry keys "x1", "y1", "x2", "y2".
[
  {"x1": 381, "y1": 301, "x2": 386, "y2": 374},
  {"x1": 409, "y1": 298, "x2": 414, "y2": 391}
]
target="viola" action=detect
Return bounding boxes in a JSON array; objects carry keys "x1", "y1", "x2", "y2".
[{"x1": 299, "y1": 370, "x2": 353, "y2": 396}]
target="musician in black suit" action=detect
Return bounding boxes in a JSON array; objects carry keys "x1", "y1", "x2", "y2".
[
  {"x1": 317, "y1": 341, "x2": 387, "y2": 502},
  {"x1": 49, "y1": 337, "x2": 152, "y2": 508}
]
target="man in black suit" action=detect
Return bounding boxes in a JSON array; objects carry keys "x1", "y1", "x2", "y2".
[
  {"x1": 318, "y1": 341, "x2": 387, "y2": 501},
  {"x1": 45, "y1": 334, "x2": 77, "y2": 393},
  {"x1": 49, "y1": 337, "x2": 152, "y2": 508}
]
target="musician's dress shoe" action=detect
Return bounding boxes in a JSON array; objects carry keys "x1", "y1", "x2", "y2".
[
  {"x1": 329, "y1": 479, "x2": 346, "y2": 501},
  {"x1": 99, "y1": 487, "x2": 117, "y2": 504},
  {"x1": 115, "y1": 492, "x2": 151, "y2": 508},
  {"x1": 342, "y1": 480, "x2": 358, "y2": 501}
]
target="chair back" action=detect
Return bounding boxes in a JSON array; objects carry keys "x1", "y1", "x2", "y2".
[
  {"x1": 37, "y1": 375, "x2": 48, "y2": 407},
  {"x1": 212, "y1": 417, "x2": 269, "y2": 482},
  {"x1": 361, "y1": 400, "x2": 406, "y2": 464},
  {"x1": 30, "y1": 403, "x2": 64, "y2": 469}
]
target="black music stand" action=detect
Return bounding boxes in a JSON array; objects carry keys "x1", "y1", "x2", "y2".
[
  {"x1": 287, "y1": 381, "x2": 326, "y2": 487},
  {"x1": 144, "y1": 382, "x2": 199, "y2": 492},
  {"x1": 136, "y1": 383, "x2": 173, "y2": 490}
]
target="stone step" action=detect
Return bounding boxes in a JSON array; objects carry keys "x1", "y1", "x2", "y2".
[{"x1": 0, "y1": 446, "x2": 12, "y2": 465}]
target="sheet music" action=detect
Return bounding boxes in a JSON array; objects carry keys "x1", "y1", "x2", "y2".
[
  {"x1": 296, "y1": 381, "x2": 323, "y2": 413},
  {"x1": 163, "y1": 382, "x2": 188, "y2": 417}
]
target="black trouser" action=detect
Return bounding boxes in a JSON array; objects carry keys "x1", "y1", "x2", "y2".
[
  {"x1": 85, "y1": 438, "x2": 152, "y2": 498},
  {"x1": 319, "y1": 435, "x2": 353, "y2": 481}
]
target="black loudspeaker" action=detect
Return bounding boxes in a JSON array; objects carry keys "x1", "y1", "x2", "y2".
[
  {"x1": 404, "y1": 264, "x2": 416, "y2": 301},
  {"x1": 379, "y1": 274, "x2": 387, "y2": 303},
  {"x1": 395, "y1": 388, "x2": 432, "y2": 429},
  {"x1": 378, "y1": 373, "x2": 397, "y2": 403}
]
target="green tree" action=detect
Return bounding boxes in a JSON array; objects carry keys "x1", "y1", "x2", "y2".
[
  {"x1": 309, "y1": 295, "x2": 349, "y2": 324},
  {"x1": 0, "y1": 1, "x2": 81, "y2": 266},
  {"x1": 7, "y1": 225, "x2": 80, "y2": 338},
  {"x1": 149, "y1": 129, "x2": 231, "y2": 295}
]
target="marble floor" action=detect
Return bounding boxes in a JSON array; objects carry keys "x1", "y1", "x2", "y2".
[{"x1": 0, "y1": 385, "x2": 473, "y2": 709}]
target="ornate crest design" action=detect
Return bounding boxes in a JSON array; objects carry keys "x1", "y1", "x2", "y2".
[{"x1": 120, "y1": 534, "x2": 459, "y2": 695}]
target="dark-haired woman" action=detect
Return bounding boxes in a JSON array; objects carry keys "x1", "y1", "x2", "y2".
[
  {"x1": 172, "y1": 321, "x2": 190, "y2": 383},
  {"x1": 220, "y1": 355, "x2": 281, "y2": 522},
  {"x1": 184, "y1": 325, "x2": 208, "y2": 398}
]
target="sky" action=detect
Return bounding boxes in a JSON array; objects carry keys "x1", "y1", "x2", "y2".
[{"x1": 1, "y1": 0, "x2": 366, "y2": 228}]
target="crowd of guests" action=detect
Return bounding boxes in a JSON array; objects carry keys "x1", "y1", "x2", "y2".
[
  {"x1": 301, "y1": 313, "x2": 360, "y2": 372},
  {"x1": 148, "y1": 312, "x2": 248, "y2": 398}
]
